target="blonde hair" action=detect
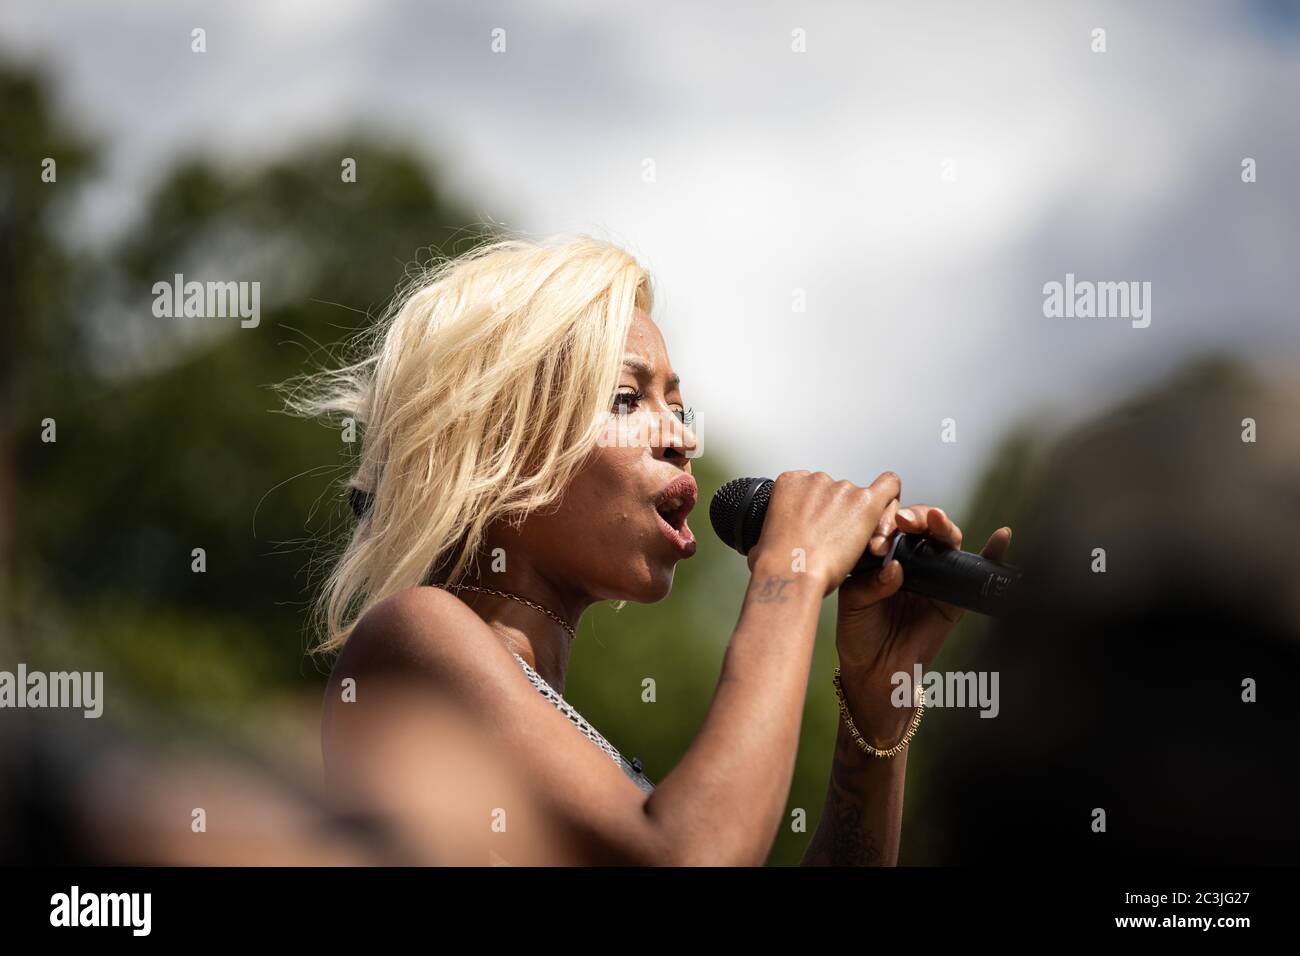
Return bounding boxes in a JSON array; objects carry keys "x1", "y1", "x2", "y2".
[{"x1": 288, "y1": 235, "x2": 652, "y2": 654}]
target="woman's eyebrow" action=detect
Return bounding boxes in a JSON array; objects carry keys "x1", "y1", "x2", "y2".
[{"x1": 623, "y1": 357, "x2": 681, "y2": 389}]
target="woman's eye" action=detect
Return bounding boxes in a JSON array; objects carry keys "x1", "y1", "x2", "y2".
[{"x1": 613, "y1": 390, "x2": 642, "y2": 414}]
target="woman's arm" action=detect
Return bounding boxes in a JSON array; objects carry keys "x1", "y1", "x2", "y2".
[
  {"x1": 797, "y1": 504, "x2": 1013, "y2": 866},
  {"x1": 639, "y1": 555, "x2": 827, "y2": 865},
  {"x1": 799, "y1": 668, "x2": 910, "y2": 866},
  {"x1": 637, "y1": 470, "x2": 906, "y2": 865}
]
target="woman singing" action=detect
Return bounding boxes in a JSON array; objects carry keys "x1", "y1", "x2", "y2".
[{"x1": 301, "y1": 235, "x2": 1012, "y2": 865}]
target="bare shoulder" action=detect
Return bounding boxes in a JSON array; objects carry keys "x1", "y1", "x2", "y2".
[
  {"x1": 321, "y1": 587, "x2": 516, "y2": 760},
  {"x1": 320, "y1": 587, "x2": 520, "y2": 805},
  {"x1": 328, "y1": 586, "x2": 507, "y2": 693}
]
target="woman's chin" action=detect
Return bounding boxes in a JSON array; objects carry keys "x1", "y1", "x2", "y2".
[
  {"x1": 614, "y1": 565, "x2": 676, "y2": 605},
  {"x1": 644, "y1": 574, "x2": 676, "y2": 603}
]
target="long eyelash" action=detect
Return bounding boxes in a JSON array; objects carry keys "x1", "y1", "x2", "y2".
[
  {"x1": 679, "y1": 407, "x2": 696, "y2": 427},
  {"x1": 613, "y1": 390, "x2": 643, "y2": 413}
]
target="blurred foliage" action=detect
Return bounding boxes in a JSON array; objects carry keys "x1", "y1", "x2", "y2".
[
  {"x1": 0, "y1": 66, "x2": 97, "y2": 398},
  {"x1": 5, "y1": 57, "x2": 491, "y2": 738}
]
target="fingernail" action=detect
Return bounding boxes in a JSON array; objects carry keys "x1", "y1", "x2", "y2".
[{"x1": 898, "y1": 508, "x2": 916, "y2": 523}]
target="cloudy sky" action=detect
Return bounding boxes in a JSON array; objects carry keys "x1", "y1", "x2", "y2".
[{"x1": 4, "y1": 0, "x2": 1298, "y2": 509}]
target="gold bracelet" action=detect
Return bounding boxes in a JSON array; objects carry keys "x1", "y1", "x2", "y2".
[{"x1": 832, "y1": 667, "x2": 925, "y2": 758}]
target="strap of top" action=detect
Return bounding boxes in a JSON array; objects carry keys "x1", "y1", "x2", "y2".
[{"x1": 511, "y1": 653, "x2": 655, "y2": 794}]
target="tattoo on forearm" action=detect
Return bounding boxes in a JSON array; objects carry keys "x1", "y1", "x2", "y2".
[
  {"x1": 753, "y1": 575, "x2": 794, "y2": 603},
  {"x1": 802, "y1": 715, "x2": 905, "y2": 866},
  {"x1": 807, "y1": 783, "x2": 881, "y2": 866}
]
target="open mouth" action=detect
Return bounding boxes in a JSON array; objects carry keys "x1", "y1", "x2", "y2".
[{"x1": 652, "y1": 475, "x2": 698, "y2": 557}]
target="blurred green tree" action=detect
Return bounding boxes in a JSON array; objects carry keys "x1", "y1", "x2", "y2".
[
  {"x1": 1, "y1": 64, "x2": 96, "y2": 629},
  {"x1": 11, "y1": 76, "x2": 502, "y2": 734}
]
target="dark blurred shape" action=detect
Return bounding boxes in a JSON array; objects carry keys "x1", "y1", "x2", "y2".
[
  {"x1": 0, "y1": 682, "x2": 558, "y2": 866},
  {"x1": 930, "y1": 358, "x2": 1300, "y2": 864},
  {"x1": 0, "y1": 710, "x2": 404, "y2": 865}
]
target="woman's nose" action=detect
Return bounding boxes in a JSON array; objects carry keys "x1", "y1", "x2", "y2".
[{"x1": 654, "y1": 406, "x2": 699, "y2": 461}]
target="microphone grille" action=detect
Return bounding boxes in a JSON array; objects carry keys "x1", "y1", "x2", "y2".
[{"x1": 708, "y1": 477, "x2": 773, "y2": 555}]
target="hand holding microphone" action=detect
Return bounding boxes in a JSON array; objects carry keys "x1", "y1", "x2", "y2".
[
  {"x1": 710, "y1": 475, "x2": 1021, "y2": 617},
  {"x1": 711, "y1": 471, "x2": 1017, "y2": 754},
  {"x1": 726, "y1": 471, "x2": 904, "y2": 596}
]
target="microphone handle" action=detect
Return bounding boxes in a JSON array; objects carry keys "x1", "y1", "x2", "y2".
[{"x1": 851, "y1": 533, "x2": 1023, "y2": 617}]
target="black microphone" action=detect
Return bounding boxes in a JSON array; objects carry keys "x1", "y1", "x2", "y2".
[{"x1": 708, "y1": 476, "x2": 1023, "y2": 617}]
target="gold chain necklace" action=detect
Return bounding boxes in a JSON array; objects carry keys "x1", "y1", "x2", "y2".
[{"x1": 433, "y1": 583, "x2": 576, "y2": 641}]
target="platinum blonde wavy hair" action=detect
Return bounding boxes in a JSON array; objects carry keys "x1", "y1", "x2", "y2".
[{"x1": 287, "y1": 235, "x2": 652, "y2": 654}]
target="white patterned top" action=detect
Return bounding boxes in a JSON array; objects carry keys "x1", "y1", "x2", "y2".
[{"x1": 512, "y1": 653, "x2": 656, "y2": 795}]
